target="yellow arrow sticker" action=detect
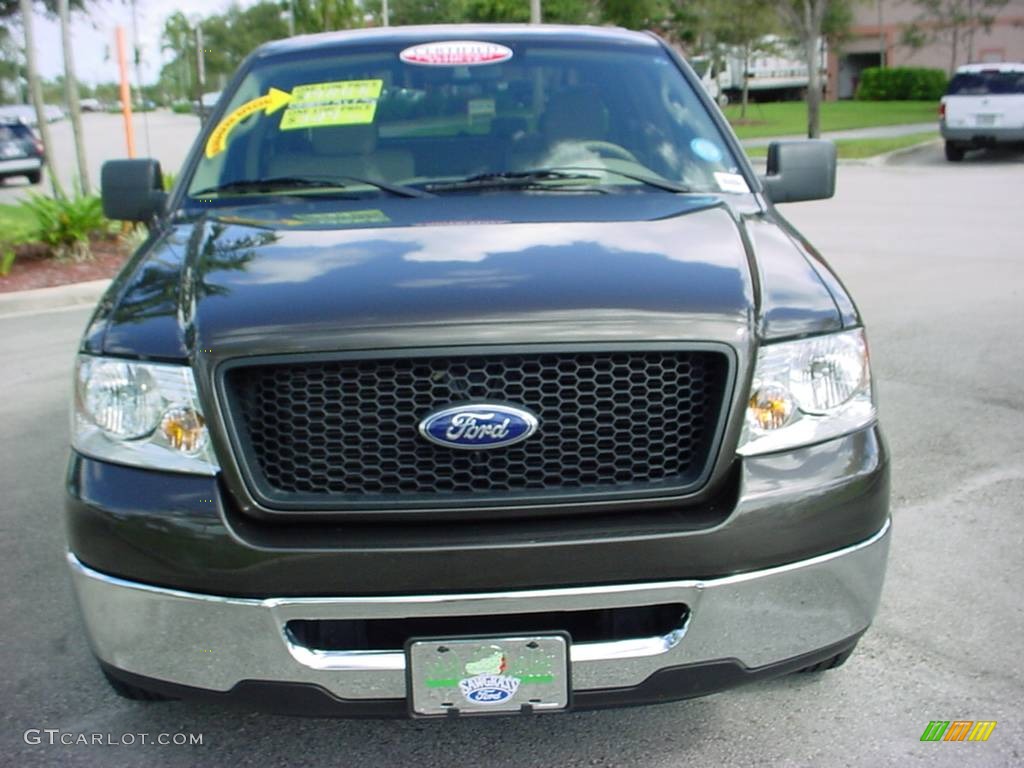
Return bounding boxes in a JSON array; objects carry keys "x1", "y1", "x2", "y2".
[
  {"x1": 279, "y1": 79, "x2": 384, "y2": 131},
  {"x1": 205, "y1": 87, "x2": 292, "y2": 159}
]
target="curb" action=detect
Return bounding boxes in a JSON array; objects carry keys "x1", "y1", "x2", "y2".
[
  {"x1": 872, "y1": 138, "x2": 942, "y2": 166},
  {"x1": 0, "y1": 278, "x2": 110, "y2": 319}
]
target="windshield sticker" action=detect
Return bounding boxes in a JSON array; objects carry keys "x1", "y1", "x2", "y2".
[
  {"x1": 690, "y1": 138, "x2": 723, "y2": 163},
  {"x1": 279, "y1": 79, "x2": 384, "y2": 131},
  {"x1": 713, "y1": 172, "x2": 750, "y2": 194},
  {"x1": 400, "y1": 41, "x2": 513, "y2": 67},
  {"x1": 205, "y1": 87, "x2": 292, "y2": 158},
  {"x1": 292, "y1": 209, "x2": 390, "y2": 227}
]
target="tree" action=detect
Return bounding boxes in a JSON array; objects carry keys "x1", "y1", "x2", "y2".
[
  {"x1": 599, "y1": 0, "x2": 667, "y2": 29},
  {"x1": 18, "y1": 0, "x2": 55, "y2": 190},
  {"x1": 705, "y1": 0, "x2": 778, "y2": 118},
  {"x1": 58, "y1": 0, "x2": 89, "y2": 193},
  {"x1": 362, "y1": 0, "x2": 463, "y2": 26},
  {"x1": 291, "y1": 0, "x2": 361, "y2": 33},
  {"x1": 901, "y1": 0, "x2": 1010, "y2": 75},
  {"x1": 775, "y1": 0, "x2": 843, "y2": 138},
  {"x1": 463, "y1": 0, "x2": 591, "y2": 23},
  {"x1": 0, "y1": 25, "x2": 23, "y2": 103}
]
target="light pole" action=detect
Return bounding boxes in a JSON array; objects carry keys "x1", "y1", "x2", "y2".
[
  {"x1": 530, "y1": 0, "x2": 541, "y2": 24},
  {"x1": 382, "y1": 0, "x2": 390, "y2": 27}
]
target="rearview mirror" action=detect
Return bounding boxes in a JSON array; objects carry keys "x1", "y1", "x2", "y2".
[
  {"x1": 760, "y1": 140, "x2": 837, "y2": 203},
  {"x1": 101, "y1": 159, "x2": 167, "y2": 222}
]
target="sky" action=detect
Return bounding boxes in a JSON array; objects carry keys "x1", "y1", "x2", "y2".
[{"x1": 28, "y1": 0, "x2": 246, "y2": 86}]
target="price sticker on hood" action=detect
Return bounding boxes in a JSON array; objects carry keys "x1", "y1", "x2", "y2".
[{"x1": 400, "y1": 41, "x2": 513, "y2": 67}]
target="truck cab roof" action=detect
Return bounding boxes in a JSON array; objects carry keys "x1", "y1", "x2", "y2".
[{"x1": 255, "y1": 23, "x2": 659, "y2": 59}]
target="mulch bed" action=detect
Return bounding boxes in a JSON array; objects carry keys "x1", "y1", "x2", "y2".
[{"x1": 0, "y1": 236, "x2": 131, "y2": 293}]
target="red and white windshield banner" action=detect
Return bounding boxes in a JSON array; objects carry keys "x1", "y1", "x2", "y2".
[{"x1": 400, "y1": 41, "x2": 514, "y2": 67}]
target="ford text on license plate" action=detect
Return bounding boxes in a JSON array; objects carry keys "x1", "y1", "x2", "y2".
[{"x1": 407, "y1": 634, "x2": 570, "y2": 716}]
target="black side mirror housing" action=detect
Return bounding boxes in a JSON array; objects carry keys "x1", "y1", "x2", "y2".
[
  {"x1": 101, "y1": 159, "x2": 167, "y2": 222},
  {"x1": 760, "y1": 140, "x2": 837, "y2": 204}
]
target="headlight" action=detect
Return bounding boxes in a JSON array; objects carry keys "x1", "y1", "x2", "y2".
[
  {"x1": 73, "y1": 355, "x2": 219, "y2": 475},
  {"x1": 737, "y1": 329, "x2": 875, "y2": 456}
]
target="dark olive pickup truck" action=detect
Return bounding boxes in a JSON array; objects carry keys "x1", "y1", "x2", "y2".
[{"x1": 67, "y1": 25, "x2": 889, "y2": 718}]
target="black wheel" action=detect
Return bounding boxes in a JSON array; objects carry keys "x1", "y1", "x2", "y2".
[
  {"x1": 26, "y1": 170, "x2": 42, "y2": 184},
  {"x1": 944, "y1": 141, "x2": 966, "y2": 162},
  {"x1": 796, "y1": 643, "x2": 858, "y2": 674},
  {"x1": 101, "y1": 666, "x2": 176, "y2": 701}
]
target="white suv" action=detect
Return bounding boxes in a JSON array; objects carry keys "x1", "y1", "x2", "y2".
[{"x1": 940, "y1": 62, "x2": 1024, "y2": 161}]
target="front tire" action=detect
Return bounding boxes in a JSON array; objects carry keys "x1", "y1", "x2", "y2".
[{"x1": 944, "y1": 141, "x2": 966, "y2": 162}]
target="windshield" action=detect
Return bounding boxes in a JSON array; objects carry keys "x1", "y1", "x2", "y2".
[
  {"x1": 186, "y1": 39, "x2": 745, "y2": 202},
  {"x1": 947, "y1": 70, "x2": 1024, "y2": 96}
]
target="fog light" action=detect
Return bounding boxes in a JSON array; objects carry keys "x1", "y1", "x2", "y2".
[
  {"x1": 748, "y1": 384, "x2": 794, "y2": 430},
  {"x1": 160, "y1": 407, "x2": 207, "y2": 453}
]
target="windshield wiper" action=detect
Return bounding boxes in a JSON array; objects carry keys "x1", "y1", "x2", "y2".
[
  {"x1": 528, "y1": 166, "x2": 693, "y2": 194},
  {"x1": 191, "y1": 175, "x2": 432, "y2": 199},
  {"x1": 425, "y1": 167, "x2": 692, "y2": 194},
  {"x1": 425, "y1": 169, "x2": 604, "y2": 192}
]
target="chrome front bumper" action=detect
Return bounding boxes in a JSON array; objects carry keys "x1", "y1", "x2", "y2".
[{"x1": 68, "y1": 519, "x2": 890, "y2": 701}]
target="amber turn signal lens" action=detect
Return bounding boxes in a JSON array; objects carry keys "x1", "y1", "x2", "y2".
[
  {"x1": 160, "y1": 407, "x2": 207, "y2": 453},
  {"x1": 748, "y1": 385, "x2": 794, "y2": 431}
]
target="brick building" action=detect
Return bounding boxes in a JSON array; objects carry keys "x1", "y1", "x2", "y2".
[{"x1": 827, "y1": 0, "x2": 1024, "y2": 98}]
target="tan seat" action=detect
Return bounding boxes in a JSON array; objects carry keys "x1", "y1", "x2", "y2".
[{"x1": 267, "y1": 123, "x2": 414, "y2": 182}]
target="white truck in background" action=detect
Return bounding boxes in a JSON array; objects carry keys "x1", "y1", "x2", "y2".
[{"x1": 691, "y1": 35, "x2": 826, "y2": 105}]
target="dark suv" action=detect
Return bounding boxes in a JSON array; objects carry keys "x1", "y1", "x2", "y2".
[
  {"x1": 68, "y1": 25, "x2": 889, "y2": 718},
  {"x1": 0, "y1": 120, "x2": 44, "y2": 185}
]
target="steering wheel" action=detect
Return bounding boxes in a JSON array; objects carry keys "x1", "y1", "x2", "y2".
[{"x1": 576, "y1": 141, "x2": 638, "y2": 163}]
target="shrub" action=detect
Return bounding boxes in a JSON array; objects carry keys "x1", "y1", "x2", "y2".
[
  {"x1": 21, "y1": 190, "x2": 111, "y2": 261},
  {"x1": 171, "y1": 101, "x2": 194, "y2": 114},
  {"x1": 856, "y1": 67, "x2": 948, "y2": 101},
  {"x1": 0, "y1": 203, "x2": 37, "y2": 276}
]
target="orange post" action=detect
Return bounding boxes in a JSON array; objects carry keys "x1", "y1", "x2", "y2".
[{"x1": 116, "y1": 26, "x2": 136, "y2": 158}]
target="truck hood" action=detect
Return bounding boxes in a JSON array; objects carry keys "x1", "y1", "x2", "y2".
[{"x1": 96, "y1": 195, "x2": 844, "y2": 360}]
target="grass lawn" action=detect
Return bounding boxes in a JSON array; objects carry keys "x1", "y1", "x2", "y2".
[
  {"x1": 743, "y1": 131, "x2": 938, "y2": 160},
  {"x1": 0, "y1": 203, "x2": 37, "y2": 242},
  {"x1": 724, "y1": 101, "x2": 939, "y2": 139}
]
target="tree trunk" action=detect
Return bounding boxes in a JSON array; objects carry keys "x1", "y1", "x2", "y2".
[
  {"x1": 804, "y1": 33, "x2": 821, "y2": 138},
  {"x1": 59, "y1": 0, "x2": 90, "y2": 194},
  {"x1": 741, "y1": 45, "x2": 750, "y2": 119},
  {"x1": 966, "y1": 0, "x2": 976, "y2": 62},
  {"x1": 18, "y1": 0, "x2": 56, "y2": 193},
  {"x1": 950, "y1": 25, "x2": 959, "y2": 75}
]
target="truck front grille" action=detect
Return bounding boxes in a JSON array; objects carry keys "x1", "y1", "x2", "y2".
[{"x1": 221, "y1": 347, "x2": 731, "y2": 512}]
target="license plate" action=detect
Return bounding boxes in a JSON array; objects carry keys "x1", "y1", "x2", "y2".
[
  {"x1": 407, "y1": 634, "x2": 570, "y2": 716},
  {"x1": 974, "y1": 113, "x2": 997, "y2": 127}
]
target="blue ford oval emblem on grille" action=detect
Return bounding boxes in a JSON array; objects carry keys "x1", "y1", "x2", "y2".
[{"x1": 418, "y1": 403, "x2": 539, "y2": 450}]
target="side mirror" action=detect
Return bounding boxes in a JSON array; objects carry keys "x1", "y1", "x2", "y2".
[
  {"x1": 101, "y1": 159, "x2": 167, "y2": 222},
  {"x1": 760, "y1": 140, "x2": 837, "y2": 204}
]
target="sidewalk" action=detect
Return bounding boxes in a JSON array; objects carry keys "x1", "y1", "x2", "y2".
[
  {"x1": 0, "y1": 279, "x2": 109, "y2": 319},
  {"x1": 741, "y1": 122, "x2": 937, "y2": 148}
]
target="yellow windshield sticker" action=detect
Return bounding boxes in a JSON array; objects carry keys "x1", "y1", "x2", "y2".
[
  {"x1": 292, "y1": 209, "x2": 390, "y2": 226},
  {"x1": 205, "y1": 88, "x2": 292, "y2": 158},
  {"x1": 279, "y1": 80, "x2": 384, "y2": 131}
]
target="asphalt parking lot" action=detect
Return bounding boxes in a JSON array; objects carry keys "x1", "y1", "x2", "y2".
[{"x1": 2, "y1": 145, "x2": 1022, "y2": 767}]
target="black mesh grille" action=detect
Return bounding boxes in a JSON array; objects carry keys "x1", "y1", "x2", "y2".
[{"x1": 222, "y1": 349, "x2": 729, "y2": 508}]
